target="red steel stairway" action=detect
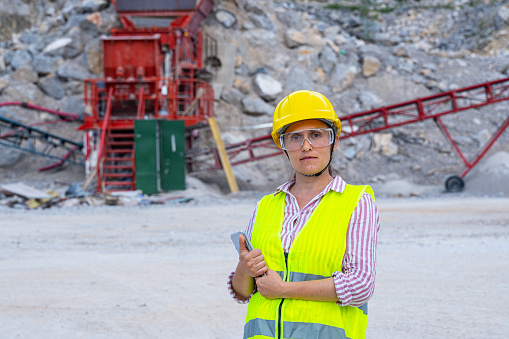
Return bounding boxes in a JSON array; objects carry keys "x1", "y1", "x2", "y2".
[{"x1": 101, "y1": 128, "x2": 136, "y2": 191}]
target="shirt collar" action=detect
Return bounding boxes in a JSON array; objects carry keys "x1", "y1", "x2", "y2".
[{"x1": 273, "y1": 175, "x2": 347, "y2": 196}]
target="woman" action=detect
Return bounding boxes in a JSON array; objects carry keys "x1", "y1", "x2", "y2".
[{"x1": 228, "y1": 90, "x2": 380, "y2": 339}]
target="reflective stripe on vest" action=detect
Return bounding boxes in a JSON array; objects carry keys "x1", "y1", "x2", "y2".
[
  {"x1": 244, "y1": 318, "x2": 348, "y2": 339},
  {"x1": 243, "y1": 318, "x2": 276, "y2": 339},
  {"x1": 244, "y1": 184, "x2": 375, "y2": 339}
]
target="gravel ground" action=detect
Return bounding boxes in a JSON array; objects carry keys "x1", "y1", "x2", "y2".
[{"x1": 0, "y1": 195, "x2": 508, "y2": 338}]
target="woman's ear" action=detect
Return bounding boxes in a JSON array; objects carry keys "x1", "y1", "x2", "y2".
[{"x1": 333, "y1": 134, "x2": 340, "y2": 151}]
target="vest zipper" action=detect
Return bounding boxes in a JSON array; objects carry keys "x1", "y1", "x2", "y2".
[
  {"x1": 277, "y1": 252, "x2": 289, "y2": 339},
  {"x1": 277, "y1": 300, "x2": 283, "y2": 339}
]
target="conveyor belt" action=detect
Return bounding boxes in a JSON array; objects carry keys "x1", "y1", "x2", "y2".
[{"x1": 0, "y1": 115, "x2": 84, "y2": 167}]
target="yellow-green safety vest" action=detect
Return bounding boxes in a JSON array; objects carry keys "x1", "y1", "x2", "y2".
[{"x1": 244, "y1": 184, "x2": 375, "y2": 339}]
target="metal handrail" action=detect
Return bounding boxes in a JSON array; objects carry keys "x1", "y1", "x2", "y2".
[
  {"x1": 82, "y1": 77, "x2": 213, "y2": 126},
  {"x1": 96, "y1": 87, "x2": 114, "y2": 192}
]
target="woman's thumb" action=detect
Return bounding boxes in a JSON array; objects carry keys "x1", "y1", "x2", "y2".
[{"x1": 239, "y1": 234, "x2": 248, "y2": 252}]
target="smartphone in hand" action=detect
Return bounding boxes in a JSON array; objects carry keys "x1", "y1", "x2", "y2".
[{"x1": 230, "y1": 231, "x2": 253, "y2": 253}]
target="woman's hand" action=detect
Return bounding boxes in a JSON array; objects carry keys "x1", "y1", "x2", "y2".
[
  {"x1": 255, "y1": 269, "x2": 286, "y2": 299},
  {"x1": 237, "y1": 234, "x2": 268, "y2": 278}
]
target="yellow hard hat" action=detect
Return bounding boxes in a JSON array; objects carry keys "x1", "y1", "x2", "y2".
[{"x1": 271, "y1": 90, "x2": 341, "y2": 149}]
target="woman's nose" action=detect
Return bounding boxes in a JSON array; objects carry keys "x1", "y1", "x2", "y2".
[{"x1": 301, "y1": 137, "x2": 313, "y2": 150}]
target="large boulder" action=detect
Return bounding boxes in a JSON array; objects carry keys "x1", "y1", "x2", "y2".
[
  {"x1": 12, "y1": 64, "x2": 38, "y2": 83},
  {"x1": 10, "y1": 50, "x2": 32, "y2": 70},
  {"x1": 92, "y1": 6, "x2": 121, "y2": 34},
  {"x1": 0, "y1": 54, "x2": 5, "y2": 73},
  {"x1": 296, "y1": 46, "x2": 320, "y2": 69},
  {"x1": 233, "y1": 77, "x2": 251, "y2": 94},
  {"x1": 275, "y1": 7, "x2": 302, "y2": 29},
  {"x1": 33, "y1": 55, "x2": 64, "y2": 76},
  {"x1": 372, "y1": 133, "x2": 399, "y2": 156},
  {"x1": 64, "y1": 81, "x2": 85, "y2": 96},
  {"x1": 362, "y1": 55, "x2": 381, "y2": 77},
  {"x1": 329, "y1": 64, "x2": 357, "y2": 93},
  {"x1": 284, "y1": 68, "x2": 314, "y2": 94},
  {"x1": 0, "y1": 74, "x2": 9, "y2": 93},
  {"x1": 358, "y1": 91, "x2": 382, "y2": 110},
  {"x1": 246, "y1": 11, "x2": 275, "y2": 31},
  {"x1": 39, "y1": 75, "x2": 65, "y2": 100},
  {"x1": 252, "y1": 73, "x2": 283, "y2": 102},
  {"x1": 393, "y1": 44, "x2": 409, "y2": 57},
  {"x1": 263, "y1": 53, "x2": 290, "y2": 71},
  {"x1": 221, "y1": 88, "x2": 243, "y2": 107},
  {"x1": 84, "y1": 40, "x2": 103, "y2": 74},
  {"x1": 63, "y1": 28, "x2": 85, "y2": 59},
  {"x1": 284, "y1": 29, "x2": 307, "y2": 49},
  {"x1": 495, "y1": 5, "x2": 509, "y2": 28},
  {"x1": 62, "y1": 95, "x2": 85, "y2": 114},
  {"x1": 57, "y1": 61, "x2": 91, "y2": 81},
  {"x1": 243, "y1": 29, "x2": 278, "y2": 48},
  {"x1": 319, "y1": 45, "x2": 338, "y2": 74},
  {"x1": 215, "y1": 9, "x2": 237, "y2": 28},
  {"x1": 0, "y1": 145, "x2": 24, "y2": 167},
  {"x1": 41, "y1": 28, "x2": 85, "y2": 59},
  {"x1": 241, "y1": 96, "x2": 273, "y2": 116},
  {"x1": 2, "y1": 81, "x2": 46, "y2": 103},
  {"x1": 80, "y1": 0, "x2": 110, "y2": 13}
]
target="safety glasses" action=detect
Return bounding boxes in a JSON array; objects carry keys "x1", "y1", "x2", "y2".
[{"x1": 280, "y1": 128, "x2": 334, "y2": 151}]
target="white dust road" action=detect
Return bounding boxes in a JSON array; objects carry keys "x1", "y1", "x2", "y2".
[{"x1": 0, "y1": 196, "x2": 508, "y2": 338}]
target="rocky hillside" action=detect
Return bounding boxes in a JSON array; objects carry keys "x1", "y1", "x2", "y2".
[{"x1": 0, "y1": 0, "x2": 508, "y2": 194}]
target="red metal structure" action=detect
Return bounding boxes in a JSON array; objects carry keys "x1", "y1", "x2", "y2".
[
  {"x1": 2, "y1": 2, "x2": 507, "y2": 194},
  {"x1": 78, "y1": 0, "x2": 216, "y2": 192},
  {"x1": 188, "y1": 77, "x2": 509, "y2": 192}
]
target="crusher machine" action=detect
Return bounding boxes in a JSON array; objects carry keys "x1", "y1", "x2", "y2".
[{"x1": 78, "y1": 0, "x2": 218, "y2": 194}]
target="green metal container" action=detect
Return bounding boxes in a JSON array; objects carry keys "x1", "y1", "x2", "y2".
[{"x1": 134, "y1": 120, "x2": 185, "y2": 194}]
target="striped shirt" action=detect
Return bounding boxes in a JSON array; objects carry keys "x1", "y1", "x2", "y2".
[{"x1": 227, "y1": 175, "x2": 380, "y2": 306}]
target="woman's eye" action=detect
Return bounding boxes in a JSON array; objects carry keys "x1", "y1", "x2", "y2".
[{"x1": 290, "y1": 135, "x2": 302, "y2": 141}]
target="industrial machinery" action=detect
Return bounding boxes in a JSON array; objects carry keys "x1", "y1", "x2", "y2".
[{"x1": 78, "y1": 0, "x2": 216, "y2": 193}]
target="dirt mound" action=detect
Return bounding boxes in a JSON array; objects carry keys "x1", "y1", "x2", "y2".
[{"x1": 464, "y1": 151, "x2": 509, "y2": 197}]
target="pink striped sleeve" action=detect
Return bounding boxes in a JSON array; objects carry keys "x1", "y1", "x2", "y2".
[
  {"x1": 332, "y1": 193, "x2": 380, "y2": 306},
  {"x1": 226, "y1": 202, "x2": 259, "y2": 303},
  {"x1": 244, "y1": 201, "x2": 258, "y2": 240}
]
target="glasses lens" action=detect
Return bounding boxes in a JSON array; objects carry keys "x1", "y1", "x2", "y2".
[{"x1": 280, "y1": 128, "x2": 333, "y2": 151}]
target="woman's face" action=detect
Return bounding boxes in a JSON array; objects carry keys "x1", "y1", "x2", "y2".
[{"x1": 283, "y1": 119, "x2": 337, "y2": 177}]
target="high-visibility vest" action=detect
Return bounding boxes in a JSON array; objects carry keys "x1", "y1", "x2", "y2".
[{"x1": 244, "y1": 184, "x2": 375, "y2": 339}]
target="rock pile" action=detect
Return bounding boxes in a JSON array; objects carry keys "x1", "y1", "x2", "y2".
[
  {"x1": 0, "y1": 0, "x2": 116, "y2": 112},
  {"x1": 0, "y1": 181, "x2": 196, "y2": 210},
  {"x1": 205, "y1": 0, "x2": 509, "y2": 193},
  {"x1": 0, "y1": 0, "x2": 508, "y2": 196}
]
